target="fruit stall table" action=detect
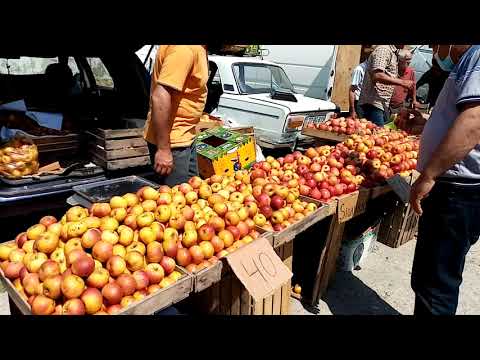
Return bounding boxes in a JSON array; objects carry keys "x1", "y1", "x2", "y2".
[{"x1": 185, "y1": 199, "x2": 337, "y2": 315}]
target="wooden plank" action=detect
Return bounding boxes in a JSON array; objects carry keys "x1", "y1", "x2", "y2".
[
  {"x1": 91, "y1": 145, "x2": 150, "y2": 161},
  {"x1": 301, "y1": 127, "x2": 347, "y2": 142},
  {"x1": 219, "y1": 274, "x2": 232, "y2": 315},
  {"x1": 263, "y1": 294, "x2": 273, "y2": 315},
  {"x1": 192, "y1": 261, "x2": 223, "y2": 293},
  {"x1": 230, "y1": 277, "x2": 241, "y2": 315},
  {"x1": 91, "y1": 153, "x2": 151, "y2": 171},
  {"x1": 206, "y1": 283, "x2": 221, "y2": 314},
  {"x1": 272, "y1": 245, "x2": 284, "y2": 315},
  {"x1": 281, "y1": 241, "x2": 293, "y2": 315},
  {"x1": 240, "y1": 284, "x2": 252, "y2": 315},
  {"x1": 37, "y1": 141, "x2": 80, "y2": 151},
  {"x1": 311, "y1": 213, "x2": 346, "y2": 305},
  {"x1": 94, "y1": 128, "x2": 144, "y2": 139},
  {"x1": 252, "y1": 297, "x2": 264, "y2": 315},
  {"x1": 354, "y1": 188, "x2": 370, "y2": 217},
  {"x1": 31, "y1": 133, "x2": 80, "y2": 145},
  {"x1": 120, "y1": 269, "x2": 193, "y2": 315},
  {"x1": 331, "y1": 45, "x2": 362, "y2": 111},
  {"x1": 86, "y1": 131, "x2": 147, "y2": 150},
  {"x1": 104, "y1": 137, "x2": 147, "y2": 151}
]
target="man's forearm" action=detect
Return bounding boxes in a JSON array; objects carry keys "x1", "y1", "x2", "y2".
[
  {"x1": 422, "y1": 104, "x2": 480, "y2": 180},
  {"x1": 349, "y1": 89, "x2": 356, "y2": 112},
  {"x1": 151, "y1": 85, "x2": 173, "y2": 150},
  {"x1": 373, "y1": 72, "x2": 404, "y2": 87}
]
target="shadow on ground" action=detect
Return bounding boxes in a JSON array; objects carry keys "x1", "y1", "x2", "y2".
[{"x1": 321, "y1": 271, "x2": 401, "y2": 315}]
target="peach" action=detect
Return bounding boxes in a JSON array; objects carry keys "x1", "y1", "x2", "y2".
[
  {"x1": 125, "y1": 251, "x2": 145, "y2": 272},
  {"x1": 81, "y1": 287, "x2": 103, "y2": 314},
  {"x1": 61, "y1": 274, "x2": 85, "y2": 299},
  {"x1": 66, "y1": 206, "x2": 88, "y2": 222},
  {"x1": 27, "y1": 224, "x2": 47, "y2": 241},
  {"x1": 92, "y1": 240, "x2": 113, "y2": 263},
  {"x1": 110, "y1": 196, "x2": 128, "y2": 209},
  {"x1": 31, "y1": 295, "x2": 56, "y2": 315},
  {"x1": 86, "y1": 268, "x2": 110, "y2": 289}
]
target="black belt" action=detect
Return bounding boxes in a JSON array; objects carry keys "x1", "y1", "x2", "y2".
[{"x1": 437, "y1": 177, "x2": 480, "y2": 186}]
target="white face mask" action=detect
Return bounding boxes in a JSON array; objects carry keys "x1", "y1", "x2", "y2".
[{"x1": 434, "y1": 45, "x2": 455, "y2": 72}]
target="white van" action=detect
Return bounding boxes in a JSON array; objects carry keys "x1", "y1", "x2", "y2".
[{"x1": 259, "y1": 45, "x2": 337, "y2": 101}]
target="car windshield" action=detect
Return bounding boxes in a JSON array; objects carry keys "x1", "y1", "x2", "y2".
[{"x1": 232, "y1": 63, "x2": 295, "y2": 94}]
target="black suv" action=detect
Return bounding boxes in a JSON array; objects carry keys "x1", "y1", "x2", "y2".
[{"x1": 0, "y1": 45, "x2": 156, "y2": 238}]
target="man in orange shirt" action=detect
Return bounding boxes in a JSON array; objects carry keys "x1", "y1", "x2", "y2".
[{"x1": 144, "y1": 45, "x2": 208, "y2": 186}]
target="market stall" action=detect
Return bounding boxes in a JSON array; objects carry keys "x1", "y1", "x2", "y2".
[{"x1": 0, "y1": 118, "x2": 421, "y2": 315}]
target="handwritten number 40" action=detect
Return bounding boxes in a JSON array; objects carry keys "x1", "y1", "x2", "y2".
[{"x1": 241, "y1": 251, "x2": 277, "y2": 285}]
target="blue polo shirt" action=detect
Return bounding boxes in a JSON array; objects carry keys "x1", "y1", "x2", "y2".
[{"x1": 418, "y1": 45, "x2": 480, "y2": 180}]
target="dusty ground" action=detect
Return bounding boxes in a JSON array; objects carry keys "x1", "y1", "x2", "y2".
[{"x1": 289, "y1": 239, "x2": 480, "y2": 315}]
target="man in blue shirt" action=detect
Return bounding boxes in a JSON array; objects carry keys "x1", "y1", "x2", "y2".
[{"x1": 409, "y1": 45, "x2": 480, "y2": 315}]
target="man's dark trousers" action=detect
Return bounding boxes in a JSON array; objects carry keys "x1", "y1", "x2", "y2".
[
  {"x1": 148, "y1": 142, "x2": 199, "y2": 187},
  {"x1": 411, "y1": 180, "x2": 480, "y2": 315}
]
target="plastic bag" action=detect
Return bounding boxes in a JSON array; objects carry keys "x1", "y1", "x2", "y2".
[{"x1": 0, "y1": 136, "x2": 39, "y2": 179}]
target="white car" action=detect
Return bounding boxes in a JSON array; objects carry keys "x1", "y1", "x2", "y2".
[{"x1": 206, "y1": 55, "x2": 338, "y2": 149}]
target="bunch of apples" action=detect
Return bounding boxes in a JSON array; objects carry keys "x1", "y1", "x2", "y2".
[
  {"x1": 251, "y1": 151, "x2": 361, "y2": 203},
  {"x1": 342, "y1": 129, "x2": 419, "y2": 186},
  {"x1": 0, "y1": 188, "x2": 196, "y2": 315},
  {"x1": 249, "y1": 170, "x2": 319, "y2": 232},
  {"x1": 306, "y1": 117, "x2": 378, "y2": 136}
]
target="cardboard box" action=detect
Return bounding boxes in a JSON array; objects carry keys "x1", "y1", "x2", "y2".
[{"x1": 195, "y1": 126, "x2": 256, "y2": 178}]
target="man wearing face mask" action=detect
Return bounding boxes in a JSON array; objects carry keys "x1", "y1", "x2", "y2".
[{"x1": 408, "y1": 44, "x2": 480, "y2": 315}]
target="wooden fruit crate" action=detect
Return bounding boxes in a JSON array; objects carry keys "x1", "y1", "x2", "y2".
[
  {"x1": 87, "y1": 128, "x2": 150, "y2": 171},
  {"x1": 265, "y1": 196, "x2": 335, "y2": 249},
  {"x1": 190, "y1": 240, "x2": 294, "y2": 315},
  {"x1": 0, "y1": 240, "x2": 193, "y2": 315},
  {"x1": 301, "y1": 127, "x2": 348, "y2": 143},
  {"x1": 377, "y1": 195, "x2": 419, "y2": 248}
]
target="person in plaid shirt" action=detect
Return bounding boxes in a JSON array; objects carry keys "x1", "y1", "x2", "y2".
[{"x1": 359, "y1": 45, "x2": 414, "y2": 126}]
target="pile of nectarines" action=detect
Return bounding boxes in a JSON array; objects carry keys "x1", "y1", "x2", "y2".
[{"x1": 305, "y1": 117, "x2": 378, "y2": 136}]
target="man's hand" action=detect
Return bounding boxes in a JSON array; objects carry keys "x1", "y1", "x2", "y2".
[
  {"x1": 350, "y1": 110, "x2": 357, "y2": 119},
  {"x1": 401, "y1": 80, "x2": 415, "y2": 90},
  {"x1": 410, "y1": 174, "x2": 435, "y2": 215},
  {"x1": 154, "y1": 148, "x2": 174, "y2": 176}
]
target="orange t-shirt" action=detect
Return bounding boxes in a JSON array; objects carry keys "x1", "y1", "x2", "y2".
[{"x1": 144, "y1": 45, "x2": 208, "y2": 148}]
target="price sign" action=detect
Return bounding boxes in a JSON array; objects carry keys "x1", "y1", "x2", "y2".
[
  {"x1": 337, "y1": 191, "x2": 359, "y2": 223},
  {"x1": 386, "y1": 172, "x2": 420, "y2": 204},
  {"x1": 227, "y1": 237, "x2": 293, "y2": 302}
]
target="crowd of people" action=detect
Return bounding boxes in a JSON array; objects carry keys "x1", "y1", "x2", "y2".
[{"x1": 349, "y1": 45, "x2": 449, "y2": 126}]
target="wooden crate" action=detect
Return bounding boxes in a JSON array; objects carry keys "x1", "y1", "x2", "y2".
[
  {"x1": 377, "y1": 195, "x2": 419, "y2": 248},
  {"x1": 86, "y1": 128, "x2": 151, "y2": 171},
  {"x1": 0, "y1": 240, "x2": 193, "y2": 315},
  {"x1": 267, "y1": 196, "x2": 335, "y2": 248},
  {"x1": 301, "y1": 127, "x2": 348, "y2": 143},
  {"x1": 190, "y1": 240, "x2": 294, "y2": 315}
]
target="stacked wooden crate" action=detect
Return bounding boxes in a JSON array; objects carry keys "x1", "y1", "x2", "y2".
[{"x1": 87, "y1": 128, "x2": 150, "y2": 171}]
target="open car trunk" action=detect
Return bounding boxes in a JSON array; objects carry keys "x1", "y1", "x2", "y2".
[{"x1": 0, "y1": 45, "x2": 156, "y2": 230}]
